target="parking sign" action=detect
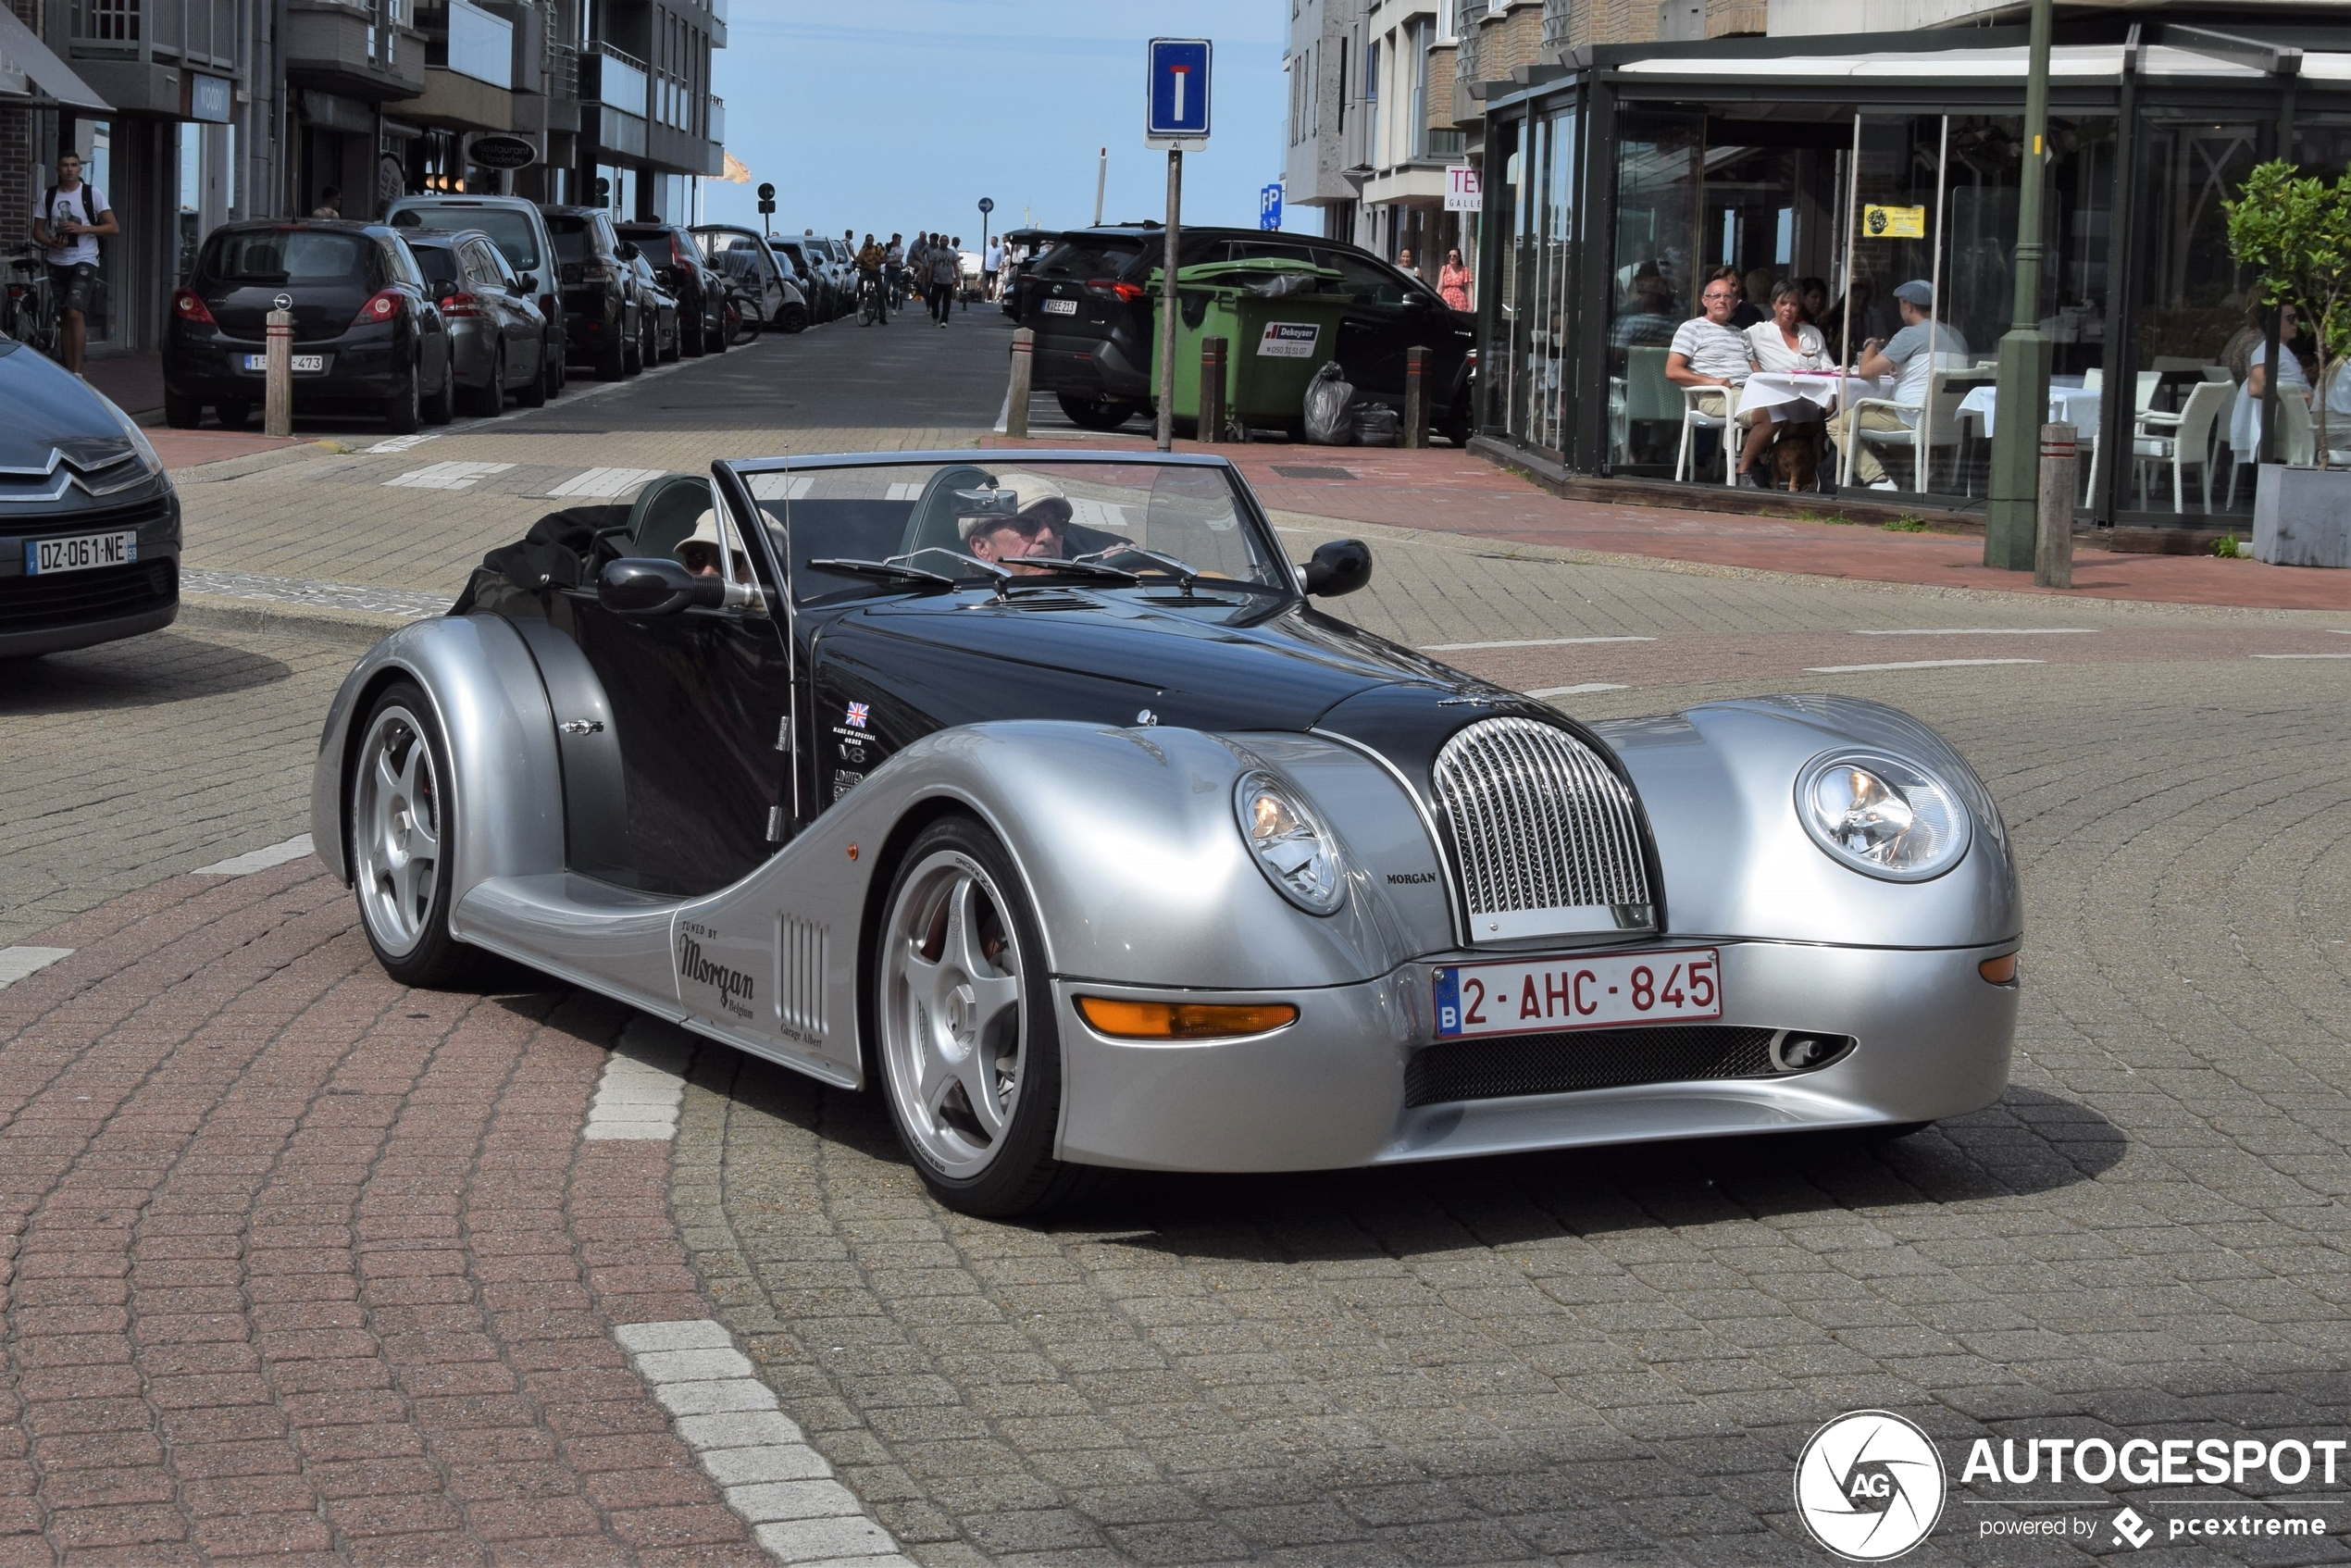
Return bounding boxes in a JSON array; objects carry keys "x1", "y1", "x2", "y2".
[
  {"x1": 1147, "y1": 39, "x2": 1212, "y2": 149},
  {"x1": 1259, "y1": 182, "x2": 1283, "y2": 230}
]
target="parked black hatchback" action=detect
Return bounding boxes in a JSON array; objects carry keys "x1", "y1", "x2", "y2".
[
  {"x1": 162, "y1": 220, "x2": 454, "y2": 432},
  {"x1": 540, "y1": 206, "x2": 642, "y2": 380},
  {"x1": 615, "y1": 222, "x2": 728, "y2": 355},
  {"x1": 1010, "y1": 226, "x2": 1474, "y2": 440}
]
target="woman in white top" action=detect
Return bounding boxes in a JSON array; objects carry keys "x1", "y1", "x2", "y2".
[
  {"x1": 1738, "y1": 280, "x2": 1835, "y2": 479},
  {"x1": 2231, "y1": 305, "x2": 2311, "y2": 459}
]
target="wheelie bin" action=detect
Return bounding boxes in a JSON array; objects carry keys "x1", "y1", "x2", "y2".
[{"x1": 1147, "y1": 259, "x2": 1349, "y2": 432}]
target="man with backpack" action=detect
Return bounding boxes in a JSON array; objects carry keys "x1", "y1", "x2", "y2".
[{"x1": 31, "y1": 151, "x2": 117, "y2": 375}]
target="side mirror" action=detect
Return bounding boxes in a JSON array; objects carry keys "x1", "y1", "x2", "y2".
[
  {"x1": 1300, "y1": 539, "x2": 1373, "y2": 599},
  {"x1": 600, "y1": 557, "x2": 726, "y2": 616},
  {"x1": 428, "y1": 277, "x2": 456, "y2": 298},
  {"x1": 616, "y1": 240, "x2": 641, "y2": 262}
]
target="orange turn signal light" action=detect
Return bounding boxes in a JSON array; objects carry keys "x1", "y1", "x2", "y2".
[
  {"x1": 1978, "y1": 952, "x2": 2019, "y2": 985},
  {"x1": 1076, "y1": 997, "x2": 1300, "y2": 1040}
]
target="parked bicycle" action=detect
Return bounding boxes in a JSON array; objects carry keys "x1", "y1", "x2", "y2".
[{"x1": 4, "y1": 243, "x2": 57, "y2": 358}]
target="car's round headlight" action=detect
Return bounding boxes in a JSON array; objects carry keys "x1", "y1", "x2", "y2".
[
  {"x1": 1234, "y1": 770, "x2": 1346, "y2": 915},
  {"x1": 1796, "y1": 751, "x2": 1972, "y2": 882}
]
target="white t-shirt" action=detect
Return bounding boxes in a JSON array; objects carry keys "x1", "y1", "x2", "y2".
[
  {"x1": 1745, "y1": 319, "x2": 1831, "y2": 373},
  {"x1": 43, "y1": 183, "x2": 105, "y2": 268},
  {"x1": 1668, "y1": 316, "x2": 1755, "y2": 385},
  {"x1": 985, "y1": 241, "x2": 1002, "y2": 270}
]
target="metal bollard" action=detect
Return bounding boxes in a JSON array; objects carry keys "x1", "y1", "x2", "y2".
[
  {"x1": 1402, "y1": 346, "x2": 1430, "y2": 449},
  {"x1": 264, "y1": 307, "x2": 293, "y2": 438},
  {"x1": 1005, "y1": 327, "x2": 1033, "y2": 440},
  {"x1": 1197, "y1": 335, "x2": 1226, "y2": 443},
  {"x1": 2034, "y1": 421, "x2": 2075, "y2": 591}
]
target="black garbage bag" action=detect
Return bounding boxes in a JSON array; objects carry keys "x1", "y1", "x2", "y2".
[
  {"x1": 1303, "y1": 362, "x2": 1355, "y2": 446},
  {"x1": 1350, "y1": 403, "x2": 1401, "y2": 447},
  {"x1": 450, "y1": 504, "x2": 632, "y2": 615}
]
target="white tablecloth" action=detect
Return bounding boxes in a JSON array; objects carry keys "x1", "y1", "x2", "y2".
[
  {"x1": 1736, "y1": 371, "x2": 1877, "y2": 421},
  {"x1": 1958, "y1": 383, "x2": 2103, "y2": 440}
]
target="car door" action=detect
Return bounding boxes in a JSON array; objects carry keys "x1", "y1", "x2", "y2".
[
  {"x1": 544, "y1": 486, "x2": 791, "y2": 897},
  {"x1": 1312, "y1": 249, "x2": 1455, "y2": 400},
  {"x1": 481, "y1": 239, "x2": 545, "y2": 384}
]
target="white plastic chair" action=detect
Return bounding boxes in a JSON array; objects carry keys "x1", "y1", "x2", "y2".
[
  {"x1": 1673, "y1": 383, "x2": 1740, "y2": 485},
  {"x1": 2223, "y1": 392, "x2": 2319, "y2": 509},
  {"x1": 1851, "y1": 369, "x2": 1971, "y2": 493},
  {"x1": 2131, "y1": 380, "x2": 2231, "y2": 513}
]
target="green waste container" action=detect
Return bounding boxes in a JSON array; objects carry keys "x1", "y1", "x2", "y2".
[{"x1": 1147, "y1": 259, "x2": 1349, "y2": 429}]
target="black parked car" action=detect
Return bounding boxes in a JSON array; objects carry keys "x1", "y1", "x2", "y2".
[
  {"x1": 0, "y1": 346, "x2": 180, "y2": 657},
  {"x1": 614, "y1": 221, "x2": 728, "y2": 355},
  {"x1": 771, "y1": 237, "x2": 834, "y2": 321},
  {"x1": 1012, "y1": 226, "x2": 1475, "y2": 440},
  {"x1": 541, "y1": 205, "x2": 643, "y2": 380},
  {"x1": 385, "y1": 194, "x2": 567, "y2": 401},
  {"x1": 623, "y1": 250, "x2": 680, "y2": 365},
  {"x1": 400, "y1": 228, "x2": 550, "y2": 417},
  {"x1": 163, "y1": 219, "x2": 455, "y2": 432}
]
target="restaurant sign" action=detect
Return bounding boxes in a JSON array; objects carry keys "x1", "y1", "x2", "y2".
[{"x1": 1862, "y1": 204, "x2": 1927, "y2": 239}]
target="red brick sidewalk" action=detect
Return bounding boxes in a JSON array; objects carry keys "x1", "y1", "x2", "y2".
[
  {"x1": 0, "y1": 865, "x2": 766, "y2": 1564},
  {"x1": 985, "y1": 437, "x2": 2349, "y2": 613}
]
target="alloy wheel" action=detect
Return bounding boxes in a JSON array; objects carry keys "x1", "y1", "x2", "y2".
[
  {"x1": 351, "y1": 703, "x2": 443, "y2": 958},
  {"x1": 879, "y1": 850, "x2": 1026, "y2": 1178}
]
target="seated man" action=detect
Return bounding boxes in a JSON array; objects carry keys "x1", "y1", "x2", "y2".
[
  {"x1": 956, "y1": 473, "x2": 1076, "y2": 575},
  {"x1": 1665, "y1": 267, "x2": 1759, "y2": 479},
  {"x1": 1827, "y1": 279, "x2": 1968, "y2": 490},
  {"x1": 677, "y1": 509, "x2": 753, "y2": 582}
]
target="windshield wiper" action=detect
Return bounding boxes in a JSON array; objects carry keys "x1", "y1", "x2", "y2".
[
  {"x1": 1008, "y1": 557, "x2": 1140, "y2": 585},
  {"x1": 1076, "y1": 545, "x2": 1196, "y2": 588},
  {"x1": 808, "y1": 557, "x2": 959, "y2": 590}
]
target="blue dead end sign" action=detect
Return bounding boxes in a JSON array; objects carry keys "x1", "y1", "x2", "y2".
[{"x1": 1147, "y1": 38, "x2": 1212, "y2": 148}]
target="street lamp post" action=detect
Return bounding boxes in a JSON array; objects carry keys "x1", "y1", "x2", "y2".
[{"x1": 1983, "y1": 0, "x2": 2055, "y2": 569}]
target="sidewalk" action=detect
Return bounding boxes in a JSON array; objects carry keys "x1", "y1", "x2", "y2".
[{"x1": 984, "y1": 437, "x2": 2348, "y2": 613}]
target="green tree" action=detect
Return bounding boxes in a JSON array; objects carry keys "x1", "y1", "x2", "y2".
[{"x1": 2224, "y1": 161, "x2": 2351, "y2": 468}]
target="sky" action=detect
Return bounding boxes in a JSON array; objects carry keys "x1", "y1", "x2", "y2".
[{"x1": 703, "y1": 0, "x2": 1300, "y2": 243}]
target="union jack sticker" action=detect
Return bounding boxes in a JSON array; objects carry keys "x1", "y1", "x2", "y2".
[{"x1": 844, "y1": 702, "x2": 870, "y2": 729}]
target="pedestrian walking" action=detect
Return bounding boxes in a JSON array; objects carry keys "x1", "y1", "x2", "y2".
[
  {"x1": 32, "y1": 151, "x2": 116, "y2": 376},
  {"x1": 926, "y1": 234, "x2": 958, "y2": 327},
  {"x1": 1438, "y1": 248, "x2": 1474, "y2": 313},
  {"x1": 984, "y1": 234, "x2": 1001, "y2": 301},
  {"x1": 951, "y1": 238, "x2": 965, "y2": 310}
]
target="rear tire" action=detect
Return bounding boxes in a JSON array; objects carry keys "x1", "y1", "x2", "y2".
[
  {"x1": 872, "y1": 817, "x2": 1093, "y2": 1218},
  {"x1": 164, "y1": 389, "x2": 202, "y2": 429},
  {"x1": 382, "y1": 368, "x2": 421, "y2": 434},
  {"x1": 421, "y1": 361, "x2": 454, "y2": 426},
  {"x1": 466, "y1": 344, "x2": 506, "y2": 417},
  {"x1": 681, "y1": 307, "x2": 706, "y2": 357},
  {"x1": 515, "y1": 344, "x2": 547, "y2": 406},
  {"x1": 348, "y1": 681, "x2": 480, "y2": 989},
  {"x1": 1058, "y1": 392, "x2": 1139, "y2": 431},
  {"x1": 622, "y1": 321, "x2": 643, "y2": 376}
]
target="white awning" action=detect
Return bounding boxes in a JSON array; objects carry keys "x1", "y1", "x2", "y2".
[{"x1": 0, "y1": 7, "x2": 108, "y2": 112}]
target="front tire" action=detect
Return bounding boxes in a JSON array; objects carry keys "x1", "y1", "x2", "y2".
[
  {"x1": 348, "y1": 682, "x2": 479, "y2": 988},
  {"x1": 1058, "y1": 392, "x2": 1138, "y2": 431},
  {"x1": 466, "y1": 343, "x2": 506, "y2": 417},
  {"x1": 874, "y1": 818, "x2": 1088, "y2": 1217}
]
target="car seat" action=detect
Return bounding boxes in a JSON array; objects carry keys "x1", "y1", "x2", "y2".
[
  {"x1": 895, "y1": 463, "x2": 998, "y2": 559},
  {"x1": 628, "y1": 472, "x2": 715, "y2": 560}
]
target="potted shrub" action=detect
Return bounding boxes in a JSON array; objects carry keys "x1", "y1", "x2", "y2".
[{"x1": 2224, "y1": 161, "x2": 2351, "y2": 567}]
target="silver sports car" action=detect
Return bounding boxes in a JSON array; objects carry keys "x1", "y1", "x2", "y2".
[{"x1": 313, "y1": 453, "x2": 2021, "y2": 1214}]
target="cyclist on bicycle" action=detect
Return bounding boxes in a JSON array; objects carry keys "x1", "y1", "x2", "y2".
[
  {"x1": 883, "y1": 234, "x2": 905, "y2": 310},
  {"x1": 854, "y1": 233, "x2": 889, "y2": 325}
]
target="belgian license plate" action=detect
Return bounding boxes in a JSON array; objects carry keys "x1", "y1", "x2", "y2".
[
  {"x1": 1434, "y1": 948, "x2": 1722, "y2": 1039},
  {"x1": 1040, "y1": 298, "x2": 1077, "y2": 315},
  {"x1": 242, "y1": 353, "x2": 326, "y2": 372},
  {"x1": 28, "y1": 529, "x2": 136, "y2": 576}
]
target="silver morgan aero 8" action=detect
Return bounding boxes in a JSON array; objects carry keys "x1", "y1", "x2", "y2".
[{"x1": 311, "y1": 454, "x2": 2021, "y2": 1215}]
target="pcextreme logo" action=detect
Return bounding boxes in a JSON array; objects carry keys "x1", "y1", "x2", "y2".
[{"x1": 1794, "y1": 1411, "x2": 1947, "y2": 1562}]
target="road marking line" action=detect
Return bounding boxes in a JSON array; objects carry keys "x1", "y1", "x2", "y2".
[
  {"x1": 384, "y1": 460, "x2": 515, "y2": 491},
  {"x1": 544, "y1": 466, "x2": 667, "y2": 499},
  {"x1": 613, "y1": 1319, "x2": 911, "y2": 1565},
  {"x1": 1426, "y1": 636, "x2": 1656, "y2": 651},
  {"x1": 364, "y1": 432, "x2": 441, "y2": 454},
  {"x1": 1806, "y1": 658, "x2": 2045, "y2": 673},
  {"x1": 2251, "y1": 653, "x2": 2351, "y2": 659},
  {"x1": 194, "y1": 835, "x2": 314, "y2": 877},
  {"x1": 1852, "y1": 627, "x2": 2099, "y2": 636},
  {"x1": 583, "y1": 1015, "x2": 690, "y2": 1140},
  {"x1": 0, "y1": 948, "x2": 72, "y2": 989},
  {"x1": 1529, "y1": 683, "x2": 1630, "y2": 697},
  {"x1": 749, "y1": 475, "x2": 815, "y2": 501},
  {"x1": 884, "y1": 482, "x2": 923, "y2": 501}
]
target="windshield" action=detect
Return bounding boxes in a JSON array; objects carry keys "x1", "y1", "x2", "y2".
[
  {"x1": 741, "y1": 459, "x2": 1291, "y2": 606},
  {"x1": 205, "y1": 230, "x2": 371, "y2": 284},
  {"x1": 393, "y1": 205, "x2": 541, "y2": 272}
]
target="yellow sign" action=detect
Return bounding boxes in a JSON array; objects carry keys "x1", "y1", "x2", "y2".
[{"x1": 1862, "y1": 205, "x2": 1928, "y2": 239}]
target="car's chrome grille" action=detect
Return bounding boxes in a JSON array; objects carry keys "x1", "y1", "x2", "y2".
[{"x1": 1432, "y1": 716, "x2": 1653, "y2": 940}]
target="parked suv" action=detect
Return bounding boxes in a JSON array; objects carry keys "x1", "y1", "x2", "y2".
[
  {"x1": 163, "y1": 219, "x2": 454, "y2": 432},
  {"x1": 385, "y1": 193, "x2": 566, "y2": 400},
  {"x1": 539, "y1": 205, "x2": 643, "y2": 380},
  {"x1": 614, "y1": 221, "x2": 730, "y2": 355},
  {"x1": 1010, "y1": 226, "x2": 1475, "y2": 439}
]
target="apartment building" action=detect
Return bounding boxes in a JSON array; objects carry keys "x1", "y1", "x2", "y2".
[{"x1": 0, "y1": 0, "x2": 723, "y2": 358}]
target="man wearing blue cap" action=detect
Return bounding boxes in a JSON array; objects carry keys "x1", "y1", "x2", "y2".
[{"x1": 1828, "y1": 279, "x2": 1968, "y2": 489}]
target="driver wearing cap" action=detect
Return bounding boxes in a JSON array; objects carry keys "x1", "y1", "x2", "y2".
[
  {"x1": 677, "y1": 509, "x2": 754, "y2": 581},
  {"x1": 957, "y1": 473, "x2": 1075, "y2": 574}
]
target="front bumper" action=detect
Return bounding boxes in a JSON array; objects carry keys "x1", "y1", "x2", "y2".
[{"x1": 1053, "y1": 940, "x2": 2018, "y2": 1173}]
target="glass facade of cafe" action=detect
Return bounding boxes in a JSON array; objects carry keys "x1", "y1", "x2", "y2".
[{"x1": 1474, "y1": 28, "x2": 2351, "y2": 529}]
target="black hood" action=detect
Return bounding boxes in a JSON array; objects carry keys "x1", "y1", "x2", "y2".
[
  {"x1": 0, "y1": 344, "x2": 160, "y2": 505},
  {"x1": 815, "y1": 591, "x2": 1486, "y2": 734}
]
